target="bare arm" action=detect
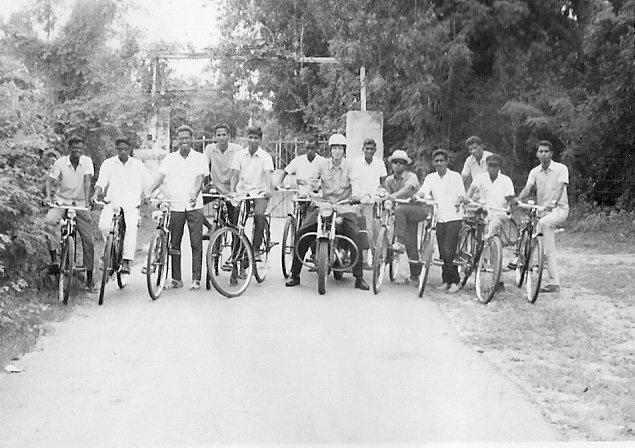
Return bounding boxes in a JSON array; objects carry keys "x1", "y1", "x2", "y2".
[
  {"x1": 229, "y1": 169, "x2": 239, "y2": 194},
  {"x1": 83, "y1": 174, "x2": 92, "y2": 204},
  {"x1": 148, "y1": 172, "x2": 166, "y2": 196}
]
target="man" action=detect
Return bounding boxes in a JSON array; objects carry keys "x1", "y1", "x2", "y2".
[
  {"x1": 385, "y1": 150, "x2": 425, "y2": 282},
  {"x1": 285, "y1": 133, "x2": 370, "y2": 291},
  {"x1": 417, "y1": 149, "x2": 465, "y2": 293},
  {"x1": 44, "y1": 135, "x2": 96, "y2": 292},
  {"x1": 92, "y1": 138, "x2": 150, "y2": 274},
  {"x1": 280, "y1": 135, "x2": 325, "y2": 194},
  {"x1": 465, "y1": 154, "x2": 515, "y2": 237},
  {"x1": 203, "y1": 123, "x2": 242, "y2": 195},
  {"x1": 148, "y1": 125, "x2": 208, "y2": 290},
  {"x1": 351, "y1": 138, "x2": 388, "y2": 268},
  {"x1": 517, "y1": 140, "x2": 569, "y2": 293},
  {"x1": 461, "y1": 136, "x2": 493, "y2": 189},
  {"x1": 230, "y1": 126, "x2": 274, "y2": 259}
]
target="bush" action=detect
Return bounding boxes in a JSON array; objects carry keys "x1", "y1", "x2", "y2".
[{"x1": 567, "y1": 202, "x2": 635, "y2": 235}]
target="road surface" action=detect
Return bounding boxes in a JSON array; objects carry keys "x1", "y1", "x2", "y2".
[{"x1": 0, "y1": 218, "x2": 560, "y2": 446}]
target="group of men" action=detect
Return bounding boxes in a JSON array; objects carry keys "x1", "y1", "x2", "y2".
[
  {"x1": 44, "y1": 126, "x2": 568, "y2": 296},
  {"x1": 44, "y1": 124, "x2": 273, "y2": 292}
]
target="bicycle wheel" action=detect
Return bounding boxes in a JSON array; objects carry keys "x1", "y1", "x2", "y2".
[
  {"x1": 58, "y1": 236, "x2": 74, "y2": 305},
  {"x1": 281, "y1": 216, "x2": 295, "y2": 279},
  {"x1": 418, "y1": 229, "x2": 435, "y2": 298},
  {"x1": 475, "y1": 235, "x2": 503, "y2": 304},
  {"x1": 526, "y1": 236, "x2": 544, "y2": 304},
  {"x1": 146, "y1": 230, "x2": 168, "y2": 300},
  {"x1": 205, "y1": 223, "x2": 217, "y2": 290},
  {"x1": 208, "y1": 227, "x2": 254, "y2": 298},
  {"x1": 372, "y1": 227, "x2": 388, "y2": 294},
  {"x1": 515, "y1": 229, "x2": 530, "y2": 287},
  {"x1": 254, "y1": 220, "x2": 271, "y2": 283},
  {"x1": 458, "y1": 228, "x2": 476, "y2": 288},
  {"x1": 99, "y1": 234, "x2": 113, "y2": 305},
  {"x1": 114, "y1": 223, "x2": 127, "y2": 289},
  {"x1": 317, "y1": 239, "x2": 329, "y2": 295}
]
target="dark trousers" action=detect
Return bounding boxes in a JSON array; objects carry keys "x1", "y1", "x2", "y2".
[
  {"x1": 170, "y1": 209, "x2": 204, "y2": 281},
  {"x1": 229, "y1": 198, "x2": 269, "y2": 250},
  {"x1": 436, "y1": 220, "x2": 462, "y2": 285},
  {"x1": 394, "y1": 204, "x2": 427, "y2": 276},
  {"x1": 291, "y1": 210, "x2": 363, "y2": 279},
  {"x1": 45, "y1": 208, "x2": 94, "y2": 271}
]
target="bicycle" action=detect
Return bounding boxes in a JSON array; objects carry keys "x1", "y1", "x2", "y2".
[
  {"x1": 145, "y1": 198, "x2": 180, "y2": 300},
  {"x1": 279, "y1": 188, "x2": 312, "y2": 279},
  {"x1": 202, "y1": 191, "x2": 230, "y2": 290},
  {"x1": 372, "y1": 194, "x2": 397, "y2": 294},
  {"x1": 94, "y1": 200, "x2": 128, "y2": 305},
  {"x1": 512, "y1": 201, "x2": 547, "y2": 303},
  {"x1": 455, "y1": 200, "x2": 506, "y2": 304},
  {"x1": 48, "y1": 203, "x2": 89, "y2": 305},
  {"x1": 206, "y1": 191, "x2": 273, "y2": 298}
]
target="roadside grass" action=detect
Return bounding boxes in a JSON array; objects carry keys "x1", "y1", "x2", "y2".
[{"x1": 431, "y1": 234, "x2": 635, "y2": 441}]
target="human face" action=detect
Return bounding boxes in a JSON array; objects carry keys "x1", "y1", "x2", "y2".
[
  {"x1": 536, "y1": 144, "x2": 552, "y2": 165},
  {"x1": 177, "y1": 130, "x2": 192, "y2": 153},
  {"x1": 433, "y1": 155, "x2": 448, "y2": 174},
  {"x1": 247, "y1": 133, "x2": 261, "y2": 152},
  {"x1": 304, "y1": 141, "x2": 318, "y2": 159},
  {"x1": 468, "y1": 143, "x2": 484, "y2": 160},
  {"x1": 486, "y1": 163, "x2": 500, "y2": 177},
  {"x1": 69, "y1": 142, "x2": 84, "y2": 160},
  {"x1": 116, "y1": 142, "x2": 131, "y2": 163},
  {"x1": 391, "y1": 159, "x2": 407, "y2": 174},
  {"x1": 363, "y1": 143, "x2": 376, "y2": 162},
  {"x1": 330, "y1": 145, "x2": 345, "y2": 161},
  {"x1": 215, "y1": 127, "x2": 229, "y2": 148}
]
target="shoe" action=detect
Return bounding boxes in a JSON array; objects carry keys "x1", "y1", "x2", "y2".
[
  {"x1": 391, "y1": 242, "x2": 406, "y2": 253},
  {"x1": 254, "y1": 251, "x2": 263, "y2": 262},
  {"x1": 222, "y1": 260, "x2": 233, "y2": 272},
  {"x1": 85, "y1": 283, "x2": 97, "y2": 294},
  {"x1": 229, "y1": 276, "x2": 238, "y2": 286},
  {"x1": 363, "y1": 263, "x2": 372, "y2": 271},
  {"x1": 167, "y1": 279, "x2": 183, "y2": 289},
  {"x1": 436, "y1": 283, "x2": 449, "y2": 291},
  {"x1": 447, "y1": 283, "x2": 461, "y2": 293},
  {"x1": 140, "y1": 266, "x2": 148, "y2": 275},
  {"x1": 410, "y1": 275, "x2": 419, "y2": 284},
  {"x1": 119, "y1": 264, "x2": 131, "y2": 275},
  {"x1": 354, "y1": 278, "x2": 370, "y2": 290},
  {"x1": 494, "y1": 282, "x2": 505, "y2": 293},
  {"x1": 238, "y1": 268, "x2": 247, "y2": 279},
  {"x1": 190, "y1": 280, "x2": 201, "y2": 290},
  {"x1": 540, "y1": 284, "x2": 560, "y2": 293},
  {"x1": 507, "y1": 257, "x2": 519, "y2": 270},
  {"x1": 286, "y1": 276, "x2": 300, "y2": 287}
]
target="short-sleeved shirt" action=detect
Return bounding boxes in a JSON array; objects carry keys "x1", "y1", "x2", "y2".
[
  {"x1": 526, "y1": 161, "x2": 569, "y2": 209},
  {"x1": 385, "y1": 171, "x2": 419, "y2": 198},
  {"x1": 203, "y1": 142, "x2": 242, "y2": 192},
  {"x1": 49, "y1": 155, "x2": 95, "y2": 206},
  {"x1": 471, "y1": 172, "x2": 515, "y2": 217},
  {"x1": 312, "y1": 158, "x2": 357, "y2": 214},
  {"x1": 461, "y1": 150, "x2": 493, "y2": 180},
  {"x1": 284, "y1": 154, "x2": 326, "y2": 182},
  {"x1": 158, "y1": 150, "x2": 208, "y2": 211},
  {"x1": 351, "y1": 157, "x2": 388, "y2": 197},
  {"x1": 418, "y1": 169, "x2": 465, "y2": 223},
  {"x1": 231, "y1": 147, "x2": 274, "y2": 194},
  {"x1": 95, "y1": 156, "x2": 150, "y2": 208}
]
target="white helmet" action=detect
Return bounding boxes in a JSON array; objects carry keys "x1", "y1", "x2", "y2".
[{"x1": 328, "y1": 133, "x2": 347, "y2": 147}]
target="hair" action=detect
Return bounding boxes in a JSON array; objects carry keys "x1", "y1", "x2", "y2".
[
  {"x1": 67, "y1": 135, "x2": 85, "y2": 146},
  {"x1": 214, "y1": 123, "x2": 230, "y2": 135},
  {"x1": 115, "y1": 137, "x2": 130, "y2": 146},
  {"x1": 246, "y1": 126, "x2": 263, "y2": 138},
  {"x1": 486, "y1": 153, "x2": 503, "y2": 165},
  {"x1": 362, "y1": 138, "x2": 376, "y2": 147},
  {"x1": 175, "y1": 125, "x2": 194, "y2": 137},
  {"x1": 536, "y1": 140, "x2": 553, "y2": 151},
  {"x1": 465, "y1": 136, "x2": 482, "y2": 147},
  {"x1": 432, "y1": 148, "x2": 449, "y2": 161},
  {"x1": 305, "y1": 135, "x2": 319, "y2": 146}
]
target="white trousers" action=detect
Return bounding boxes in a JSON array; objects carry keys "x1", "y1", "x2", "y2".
[
  {"x1": 538, "y1": 207, "x2": 569, "y2": 285},
  {"x1": 98, "y1": 205, "x2": 139, "y2": 261}
]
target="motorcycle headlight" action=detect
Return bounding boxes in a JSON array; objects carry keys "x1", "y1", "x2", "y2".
[
  {"x1": 319, "y1": 203, "x2": 334, "y2": 217},
  {"x1": 67, "y1": 208, "x2": 77, "y2": 219},
  {"x1": 159, "y1": 202, "x2": 169, "y2": 212},
  {"x1": 383, "y1": 199, "x2": 394, "y2": 210}
]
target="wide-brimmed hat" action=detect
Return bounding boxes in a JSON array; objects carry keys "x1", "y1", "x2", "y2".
[{"x1": 388, "y1": 150, "x2": 412, "y2": 164}]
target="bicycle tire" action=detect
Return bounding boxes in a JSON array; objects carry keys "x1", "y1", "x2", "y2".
[
  {"x1": 146, "y1": 230, "x2": 168, "y2": 300},
  {"x1": 115, "y1": 220, "x2": 127, "y2": 289},
  {"x1": 317, "y1": 239, "x2": 329, "y2": 295},
  {"x1": 418, "y1": 229, "x2": 435, "y2": 298},
  {"x1": 526, "y1": 236, "x2": 544, "y2": 304},
  {"x1": 59, "y1": 236, "x2": 73, "y2": 305},
  {"x1": 372, "y1": 227, "x2": 388, "y2": 294},
  {"x1": 254, "y1": 220, "x2": 271, "y2": 283},
  {"x1": 208, "y1": 227, "x2": 254, "y2": 298},
  {"x1": 515, "y1": 229, "x2": 530, "y2": 287},
  {"x1": 205, "y1": 222, "x2": 217, "y2": 290},
  {"x1": 458, "y1": 227, "x2": 476, "y2": 288},
  {"x1": 475, "y1": 236, "x2": 503, "y2": 304},
  {"x1": 281, "y1": 216, "x2": 295, "y2": 279},
  {"x1": 99, "y1": 234, "x2": 113, "y2": 305}
]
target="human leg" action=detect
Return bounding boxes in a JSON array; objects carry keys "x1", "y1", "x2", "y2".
[
  {"x1": 122, "y1": 207, "x2": 139, "y2": 261},
  {"x1": 169, "y1": 211, "x2": 186, "y2": 281},
  {"x1": 97, "y1": 206, "x2": 112, "y2": 243},
  {"x1": 539, "y1": 208, "x2": 568, "y2": 286},
  {"x1": 75, "y1": 209, "x2": 95, "y2": 288},
  {"x1": 288, "y1": 211, "x2": 318, "y2": 280},
  {"x1": 252, "y1": 198, "x2": 269, "y2": 250},
  {"x1": 186, "y1": 209, "x2": 204, "y2": 282},
  {"x1": 437, "y1": 220, "x2": 461, "y2": 286}
]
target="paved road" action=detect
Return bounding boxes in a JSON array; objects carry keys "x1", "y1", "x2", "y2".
[{"x1": 0, "y1": 218, "x2": 560, "y2": 446}]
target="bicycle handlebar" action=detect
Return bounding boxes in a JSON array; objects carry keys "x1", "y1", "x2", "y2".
[
  {"x1": 395, "y1": 197, "x2": 439, "y2": 207},
  {"x1": 465, "y1": 199, "x2": 510, "y2": 214},
  {"x1": 46, "y1": 202, "x2": 89, "y2": 211},
  {"x1": 516, "y1": 201, "x2": 548, "y2": 212}
]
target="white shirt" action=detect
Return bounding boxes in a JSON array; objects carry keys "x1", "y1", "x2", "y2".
[
  {"x1": 461, "y1": 150, "x2": 493, "y2": 180},
  {"x1": 49, "y1": 155, "x2": 94, "y2": 206},
  {"x1": 471, "y1": 172, "x2": 515, "y2": 217},
  {"x1": 204, "y1": 142, "x2": 242, "y2": 192},
  {"x1": 351, "y1": 157, "x2": 388, "y2": 197},
  {"x1": 526, "y1": 161, "x2": 569, "y2": 209},
  {"x1": 96, "y1": 156, "x2": 151, "y2": 208},
  {"x1": 231, "y1": 147, "x2": 274, "y2": 194},
  {"x1": 284, "y1": 154, "x2": 326, "y2": 182},
  {"x1": 158, "y1": 150, "x2": 208, "y2": 211},
  {"x1": 418, "y1": 170, "x2": 465, "y2": 223}
]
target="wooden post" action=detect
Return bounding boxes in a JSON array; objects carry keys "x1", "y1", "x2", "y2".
[{"x1": 360, "y1": 66, "x2": 367, "y2": 112}]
